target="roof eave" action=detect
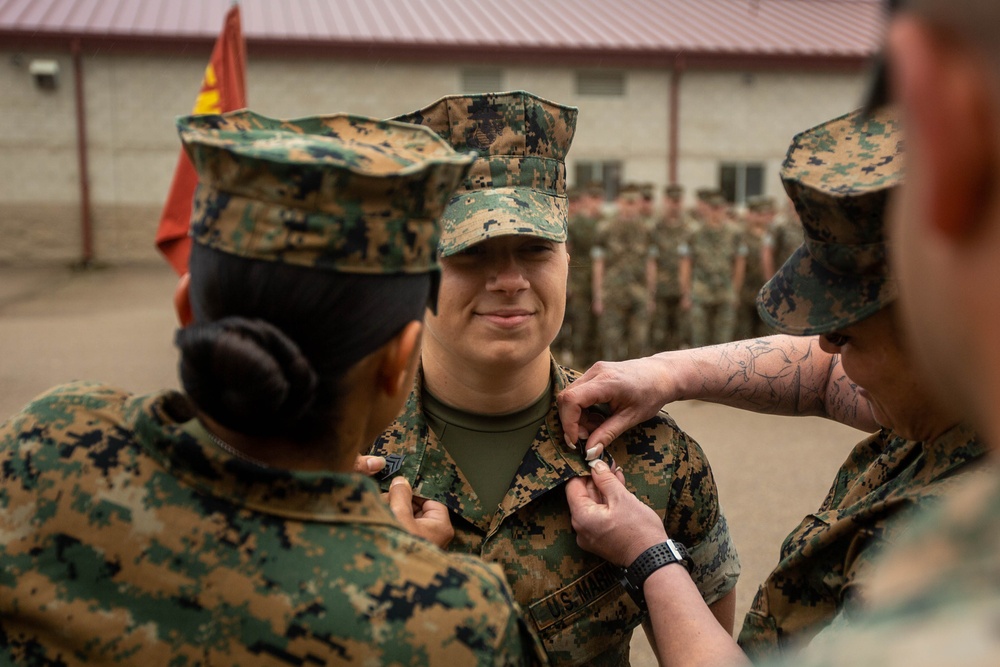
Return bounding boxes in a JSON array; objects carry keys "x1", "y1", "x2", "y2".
[{"x1": 0, "y1": 31, "x2": 873, "y2": 71}]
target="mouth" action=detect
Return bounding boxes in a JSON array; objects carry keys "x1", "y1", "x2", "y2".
[{"x1": 478, "y1": 309, "x2": 534, "y2": 328}]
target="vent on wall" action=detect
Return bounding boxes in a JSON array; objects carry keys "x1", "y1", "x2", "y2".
[
  {"x1": 576, "y1": 71, "x2": 625, "y2": 96},
  {"x1": 461, "y1": 68, "x2": 504, "y2": 93}
]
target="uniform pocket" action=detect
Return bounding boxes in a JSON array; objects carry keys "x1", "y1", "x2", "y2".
[{"x1": 526, "y1": 562, "x2": 644, "y2": 665}]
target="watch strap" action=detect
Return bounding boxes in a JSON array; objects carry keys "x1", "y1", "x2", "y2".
[{"x1": 620, "y1": 539, "x2": 691, "y2": 610}]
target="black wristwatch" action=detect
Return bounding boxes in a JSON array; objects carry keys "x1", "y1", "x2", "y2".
[{"x1": 620, "y1": 539, "x2": 691, "y2": 611}]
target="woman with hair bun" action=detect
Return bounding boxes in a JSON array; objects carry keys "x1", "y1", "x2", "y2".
[{"x1": 0, "y1": 111, "x2": 546, "y2": 666}]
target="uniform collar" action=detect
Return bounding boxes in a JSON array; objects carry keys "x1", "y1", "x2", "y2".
[
  {"x1": 130, "y1": 391, "x2": 400, "y2": 527},
  {"x1": 371, "y1": 356, "x2": 592, "y2": 532}
]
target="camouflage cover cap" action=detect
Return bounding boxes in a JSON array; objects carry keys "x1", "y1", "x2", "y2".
[
  {"x1": 390, "y1": 91, "x2": 578, "y2": 257},
  {"x1": 696, "y1": 187, "x2": 726, "y2": 207},
  {"x1": 617, "y1": 183, "x2": 644, "y2": 203},
  {"x1": 664, "y1": 183, "x2": 684, "y2": 200},
  {"x1": 757, "y1": 106, "x2": 903, "y2": 336},
  {"x1": 746, "y1": 195, "x2": 775, "y2": 214},
  {"x1": 176, "y1": 110, "x2": 475, "y2": 274},
  {"x1": 584, "y1": 181, "x2": 605, "y2": 198}
]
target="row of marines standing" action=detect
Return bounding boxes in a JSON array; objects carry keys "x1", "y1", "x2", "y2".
[{"x1": 560, "y1": 183, "x2": 804, "y2": 368}]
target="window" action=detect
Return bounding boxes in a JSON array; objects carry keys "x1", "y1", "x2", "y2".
[
  {"x1": 719, "y1": 162, "x2": 765, "y2": 205},
  {"x1": 575, "y1": 71, "x2": 626, "y2": 96},
  {"x1": 461, "y1": 68, "x2": 504, "y2": 93},
  {"x1": 575, "y1": 161, "x2": 622, "y2": 201}
]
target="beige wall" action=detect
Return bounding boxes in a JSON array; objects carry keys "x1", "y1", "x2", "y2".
[{"x1": 0, "y1": 50, "x2": 867, "y2": 264}]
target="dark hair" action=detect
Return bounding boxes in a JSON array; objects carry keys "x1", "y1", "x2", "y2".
[{"x1": 176, "y1": 244, "x2": 431, "y2": 443}]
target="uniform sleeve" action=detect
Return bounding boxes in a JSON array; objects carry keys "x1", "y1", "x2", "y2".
[{"x1": 662, "y1": 427, "x2": 741, "y2": 606}]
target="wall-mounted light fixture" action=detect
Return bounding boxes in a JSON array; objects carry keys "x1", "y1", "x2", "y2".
[{"x1": 29, "y1": 59, "x2": 60, "y2": 90}]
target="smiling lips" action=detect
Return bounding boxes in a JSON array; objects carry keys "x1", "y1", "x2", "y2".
[{"x1": 479, "y1": 308, "x2": 534, "y2": 328}]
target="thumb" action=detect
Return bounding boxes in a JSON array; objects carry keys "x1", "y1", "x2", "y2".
[
  {"x1": 387, "y1": 476, "x2": 416, "y2": 524},
  {"x1": 588, "y1": 459, "x2": 627, "y2": 500}
]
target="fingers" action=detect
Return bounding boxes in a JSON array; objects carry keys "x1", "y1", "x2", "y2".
[
  {"x1": 556, "y1": 390, "x2": 585, "y2": 449},
  {"x1": 413, "y1": 498, "x2": 455, "y2": 548},
  {"x1": 354, "y1": 455, "x2": 386, "y2": 476},
  {"x1": 387, "y1": 476, "x2": 416, "y2": 527},
  {"x1": 557, "y1": 365, "x2": 614, "y2": 452},
  {"x1": 581, "y1": 416, "x2": 628, "y2": 458},
  {"x1": 565, "y1": 476, "x2": 598, "y2": 512},
  {"x1": 587, "y1": 459, "x2": 628, "y2": 500}
]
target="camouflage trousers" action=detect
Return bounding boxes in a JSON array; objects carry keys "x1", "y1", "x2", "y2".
[
  {"x1": 650, "y1": 294, "x2": 688, "y2": 352},
  {"x1": 735, "y1": 299, "x2": 772, "y2": 340},
  {"x1": 601, "y1": 293, "x2": 650, "y2": 362},
  {"x1": 689, "y1": 299, "x2": 736, "y2": 348}
]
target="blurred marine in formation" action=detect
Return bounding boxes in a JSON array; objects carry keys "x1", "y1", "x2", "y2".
[
  {"x1": 650, "y1": 183, "x2": 692, "y2": 351},
  {"x1": 592, "y1": 183, "x2": 657, "y2": 361},
  {"x1": 737, "y1": 195, "x2": 777, "y2": 339},
  {"x1": 680, "y1": 188, "x2": 748, "y2": 347}
]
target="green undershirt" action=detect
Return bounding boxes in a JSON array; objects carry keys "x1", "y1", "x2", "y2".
[{"x1": 424, "y1": 384, "x2": 551, "y2": 515}]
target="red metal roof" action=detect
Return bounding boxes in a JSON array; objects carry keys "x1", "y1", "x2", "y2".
[{"x1": 0, "y1": 0, "x2": 886, "y2": 64}]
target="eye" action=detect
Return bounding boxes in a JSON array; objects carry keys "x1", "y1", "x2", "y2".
[
  {"x1": 521, "y1": 241, "x2": 555, "y2": 256},
  {"x1": 454, "y1": 244, "x2": 485, "y2": 258},
  {"x1": 824, "y1": 333, "x2": 850, "y2": 347}
]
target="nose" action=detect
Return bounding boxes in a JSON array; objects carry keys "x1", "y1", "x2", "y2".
[{"x1": 487, "y1": 252, "x2": 529, "y2": 293}]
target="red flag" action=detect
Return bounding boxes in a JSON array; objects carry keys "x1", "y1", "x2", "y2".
[{"x1": 156, "y1": 4, "x2": 246, "y2": 275}]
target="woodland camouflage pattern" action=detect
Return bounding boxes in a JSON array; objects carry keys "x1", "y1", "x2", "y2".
[
  {"x1": 738, "y1": 422, "x2": 987, "y2": 660},
  {"x1": 177, "y1": 110, "x2": 474, "y2": 274},
  {"x1": 370, "y1": 361, "x2": 741, "y2": 666},
  {"x1": 390, "y1": 91, "x2": 578, "y2": 256},
  {"x1": 759, "y1": 467, "x2": 1000, "y2": 667},
  {"x1": 0, "y1": 382, "x2": 547, "y2": 666},
  {"x1": 758, "y1": 106, "x2": 904, "y2": 335}
]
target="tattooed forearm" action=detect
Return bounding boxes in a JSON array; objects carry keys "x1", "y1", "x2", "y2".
[{"x1": 681, "y1": 335, "x2": 875, "y2": 430}]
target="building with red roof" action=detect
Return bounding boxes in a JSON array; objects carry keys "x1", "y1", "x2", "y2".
[{"x1": 0, "y1": 0, "x2": 885, "y2": 263}]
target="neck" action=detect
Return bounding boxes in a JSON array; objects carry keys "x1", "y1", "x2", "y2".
[
  {"x1": 198, "y1": 414, "x2": 360, "y2": 474},
  {"x1": 421, "y1": 348, "x2": 552, "y2": 415}
]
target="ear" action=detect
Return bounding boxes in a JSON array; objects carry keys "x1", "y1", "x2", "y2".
[
  {"x1": 887, "y1": 16, "x2": 995, "y2": 239},
  {"x1": 377, "y1": 320, "x2": 423, "y2": 396},
  {"x1": 173, "y1": 272, "x2": 194, "y2": 327}
]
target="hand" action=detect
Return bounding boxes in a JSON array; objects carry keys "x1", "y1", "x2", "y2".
[
  {"x1": 557, "y1": 356, "x2": 675, "y2": 461},
  {"x1": 681, "y1": 294, "x2": 692, "y2": 311},
  {"x1": 565, "y1": 460, "x2": 668, "y2": 566},
  {"x1": 386, "y1": 476, "x2": 455, "y2": 549},
  {"x1": 354, "y1": 455, "x2": 386, "y2": 476},
  {"x1": 593, "y1": 299, "x2": 604, "y2": 316}
]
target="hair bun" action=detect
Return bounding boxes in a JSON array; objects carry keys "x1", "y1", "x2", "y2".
[{"x1": 176, "y1": 317, "x2": 318, "y2": 437}]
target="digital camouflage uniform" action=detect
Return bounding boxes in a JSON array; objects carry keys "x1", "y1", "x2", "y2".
[
  {"x1": 749, "y1": 108, "x2": 988, "y2": 661},
  {"x1": 370, "y1": 361, "x2": 741, "y2": 666},
  {"x1": 593, "y1": 192, "x2": 656, "y2": 361},
  {"x1": 773, "y1": 468, "x2": 1000, "y2": 667},
  {"x1": 566, "y1": 205, "x2": 603, "y2": 368},
  {"x1": 683, "y1": 216, "x2": 746, "y2": 347},
  {"x1": 738, "y1": 422, "x2": 987, "y2": 660},
  {"x1": 0, "y1": 383, "x2": 545, "y2": 666},
  {"x1": 0, "y1": 112, "x2": 547, "y2": 665},
  {"x1": 736, "y1": 196, "x2": 776, "y2": 340},
  {"x1": 649, "y1": 199, "x2": 691, "y2": 351},
  {"x1": 770, "y1": 214, "x2": 805, "y2": 271}
]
